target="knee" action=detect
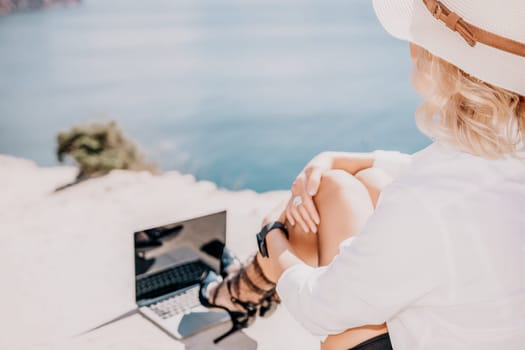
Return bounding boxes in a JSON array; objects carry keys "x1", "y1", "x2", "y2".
[
  {"x1": 354, "y1": 167, "x2": 375, "y2": 183},
  {"x1": 354, "y1": 167, "x2": 390, "y2": 183},
  {"x1": 354, "y1": 167, "x2": 394, "y2": 192},
  {"x1": 314, "y1": 169, "x2": 369, "y2": 205}
]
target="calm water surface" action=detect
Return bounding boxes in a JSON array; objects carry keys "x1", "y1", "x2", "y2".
[{"x1": 0, "y1": 0, "x2": 429, "y2": 191}]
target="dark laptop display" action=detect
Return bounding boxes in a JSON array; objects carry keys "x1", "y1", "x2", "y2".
[{"x1": 134, "y1": 211, "x2": 227, "y2": 303}]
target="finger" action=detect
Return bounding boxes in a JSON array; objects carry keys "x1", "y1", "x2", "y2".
[
  {"x1": 298, "y1": 205, "x2": 317, "y2": 234},
  {"x1": 286, "y1": 204, "x2": 295, "y2": 226},
  {"x1": 292, "y1": 174, "x2": 306, "y2": 193},
  {"x1": 303, "y1": 197, "x2": 320, "y2": 225},
  {"x1": 291, "y1": 207, "x2": 309, "y2": 233},
  {"x1": 306, "y1": 167, "x2": 323, "y2": 196}
]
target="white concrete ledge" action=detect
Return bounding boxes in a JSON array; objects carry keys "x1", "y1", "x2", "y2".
[{"x1": 0, "y1": 155, "x2": 318, "y2": 350}]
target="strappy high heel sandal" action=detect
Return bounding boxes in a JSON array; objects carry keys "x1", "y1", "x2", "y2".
[
  {"x1": 219, "y1": 247, "x2": 279, "y2": 316},
  {"x1": 229, "y1": 255, "x2": 280, "y2": 318},
  {"x1": 199, "y1": 270, "x2": 258, "y2": 343},
  {"x1": 199, "y1": 255, "x2": 279, "y2": 343}
]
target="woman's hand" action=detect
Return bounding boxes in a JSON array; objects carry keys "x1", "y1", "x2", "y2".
[{"x1": 286, "y1": 152, "x2": 334, "y2": 233}]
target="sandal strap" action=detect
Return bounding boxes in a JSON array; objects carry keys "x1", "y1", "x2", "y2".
[
  {"x1": 239, "y1": 267, "x2": 269, "y2": 296},
  {"x1": 232, "y1": 268, "x2": 242, "y2": 300},
  {"x1": 209, "y1": 276, "x2": 221, "y2": 306},
  {"x1": 237, "y1": 255, "x2": 276, "y2": 299},
  {"x1": 227, "y1": 278, "x2": 257, "y2": 315},
  {"x1": 227, "y1": 254, "x2": 277, "y2": 307},
  {"x1": 253, "y1": 254, "x2": 276, "y2": 287}
]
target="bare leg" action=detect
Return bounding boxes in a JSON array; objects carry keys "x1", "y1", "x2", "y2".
[
  {"x1": 317, "y1": 168, "x2": 393, "y2": 350},
  {"x1": 258, "y1": 167, "x2": 393, "y2": 349},
  {"x1": 205, "y1": 167, "x2": 394, "y2": 349},
  {"x1": 260, "y1": 167, "x2": 392, "y2": 278},
  {"x1": 316, "y1": 169, "x2": 375, "y2": 265}
]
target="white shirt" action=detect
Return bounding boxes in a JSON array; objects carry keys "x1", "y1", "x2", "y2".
[{"x1": 276, "y1": 141, "x2": 525, "y2": 349}]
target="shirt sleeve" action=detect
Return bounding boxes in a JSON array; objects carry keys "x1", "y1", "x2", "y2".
[
  {"x1": 372, "y1": 149, "x2": 414, "y2": 180},
  {"x1": 276, "y1": 184, "x2": 446, "y2": 339}
]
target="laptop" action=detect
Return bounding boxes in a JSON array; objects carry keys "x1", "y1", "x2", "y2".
[{"x1": 134, "y1": 211, "x2": 230, "y2": 339}]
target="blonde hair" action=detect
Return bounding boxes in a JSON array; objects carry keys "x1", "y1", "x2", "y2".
[{"x1": 412, "y1": 48, "x2": 525, "y2": 159}]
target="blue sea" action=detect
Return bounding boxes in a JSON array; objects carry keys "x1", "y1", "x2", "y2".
[{"x1": 0, "y1": 0, "x2": 429, "y2": 192}]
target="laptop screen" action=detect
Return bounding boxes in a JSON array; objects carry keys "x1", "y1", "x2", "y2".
[{"x1": 134, "y1": 210, "x2": 227, "y2": 302}]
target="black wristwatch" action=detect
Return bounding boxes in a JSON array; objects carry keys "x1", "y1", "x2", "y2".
[{"x1": 256, "y1": 221, "x2": 289, "y2": 258}]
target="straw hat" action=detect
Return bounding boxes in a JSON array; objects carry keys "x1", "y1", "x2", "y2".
[{"x1": 372, "y1": 0, "x2": 525, "y2": 96}]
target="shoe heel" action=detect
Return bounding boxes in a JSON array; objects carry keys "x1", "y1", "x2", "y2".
[
  {"x1": 259, "y1": 302, "x2": 277, "y2": 318},
  {"x1": 213, "y1": 319, "x2": 244, "y2": 343}
]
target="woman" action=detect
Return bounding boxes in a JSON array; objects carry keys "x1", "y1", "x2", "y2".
[{"x1": 200, "y1": 0, "x2": 525, "y2": 349}]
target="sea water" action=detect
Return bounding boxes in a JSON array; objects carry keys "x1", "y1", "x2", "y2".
[{"x1": 0, "y1": 0, "x2": 428, "y2": 192}]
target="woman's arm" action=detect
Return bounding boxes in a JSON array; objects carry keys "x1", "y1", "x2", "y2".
[
  {"x1": 317, "y1": 151, "x2": 375, "y2": 175},
  {"x1": 309, "y1": 149, "x2": 413, "y2": 181},
  {"x1": 286, "y1": 150, "x2": 414, "y2": 232},
  {"x1": 266, "y1": 184, "x2": 446, "y2": 338},
  {"x1": 370, "y1": 149, "x2": 414, "y2": 180},
  {"x1": 297, "y1": 150, "x2": 411, "y2": 199}
]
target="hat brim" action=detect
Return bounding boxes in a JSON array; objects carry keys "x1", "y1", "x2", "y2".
[{"x1": 372, "y1": 0, "x2": 525, "y2": 96}]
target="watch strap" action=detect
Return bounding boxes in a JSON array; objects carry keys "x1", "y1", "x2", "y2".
[
  {"x1": 263, "y1": 221, "x2": 289, "y2": 240},
  {"x1": 256, "y1": 221, "x2": 289, "y2": 258}
]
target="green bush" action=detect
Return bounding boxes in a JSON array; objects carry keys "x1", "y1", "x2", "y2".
[{"x1": 57, "y1": 121, "x2": 157, "y2": 181}]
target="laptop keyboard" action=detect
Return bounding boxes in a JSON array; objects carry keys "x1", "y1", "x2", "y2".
[
  {"x1": 150, "y1": 286, "x2": 201, "y2": 319},
  {"x1": 136, "y1": 260, "x2": 211, "y2": 300}
]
